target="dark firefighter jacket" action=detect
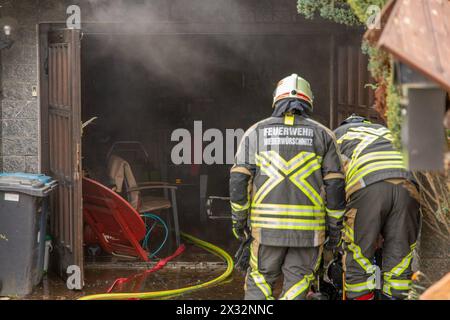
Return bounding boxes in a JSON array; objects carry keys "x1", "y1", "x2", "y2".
[
  {"x1": 334, "y1": 122, "x2": 414, "y2": 198},
  {"x1": 230, "y1": 113, "x2": 346, "y2": 247}
]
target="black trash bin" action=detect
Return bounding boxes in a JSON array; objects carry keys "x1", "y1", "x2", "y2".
[{"x1": 0, "y1": 173, "x2": 57, "y2": 297}]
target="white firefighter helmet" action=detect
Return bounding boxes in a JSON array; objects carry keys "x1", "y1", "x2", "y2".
[{"x1": 273, "y1": 74, "x2": 314, "y2": 110}]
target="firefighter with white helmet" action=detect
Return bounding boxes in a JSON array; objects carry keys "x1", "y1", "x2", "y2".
[{"x1": 230, "y1": 74, "x2": 346, "y2": 300}]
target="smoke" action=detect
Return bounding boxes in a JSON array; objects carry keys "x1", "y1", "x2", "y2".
[
  {"x1": 85, "y1": 0, "x2": 169, "y2": 24},
  {"x1": 81, "y1": 0, "x2": 283, "y2": 100},
  {"x1": 79, "y1": 0, "x2": 331, "y2": 113},
  {"x1": 84, "y1": 0, "x2": 262, "y2": 24},
  {"x1": 80, "y1": 0, "x2": 328, "y2": 160}
]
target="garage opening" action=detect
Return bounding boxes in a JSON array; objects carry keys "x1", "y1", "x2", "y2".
[
  {"x1": 81, "y1": 32, "x2": 335, "y2": 250},
  {"x1": 39, "y1": 21, "x2": 378, "y2": 287}
]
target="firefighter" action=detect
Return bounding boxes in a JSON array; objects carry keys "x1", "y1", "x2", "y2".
[
  {"x1": 334, "y1": 114, "x2": 421, "y2": 300},
  {"x1": 229, "y1": 74, "x2": 346, "y2": 300}
]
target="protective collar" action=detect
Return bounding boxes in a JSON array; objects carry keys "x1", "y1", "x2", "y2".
[{"x1": 272, "y1": 98, "x2": 311, "y2": 118}]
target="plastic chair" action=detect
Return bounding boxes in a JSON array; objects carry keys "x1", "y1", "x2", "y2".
[{"x1": 107, "y1": 155, "x2": 180, "y2": 247}]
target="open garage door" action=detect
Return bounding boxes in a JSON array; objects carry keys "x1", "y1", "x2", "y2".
[{"x1": 39, "y1": 27, "x2": 83, "y2": 287}]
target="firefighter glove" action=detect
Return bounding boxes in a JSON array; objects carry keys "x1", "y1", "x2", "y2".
[{"x1": 232, "y1": 219, "x2": 250, "y2": 241}]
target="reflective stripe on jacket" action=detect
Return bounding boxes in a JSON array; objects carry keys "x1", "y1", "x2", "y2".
[
  {"x1": 334, "y1": 123, "x2": 413, "y2": 198},
  {"x1": 230, "y1": 115, "x2": 346, "y2": 247}
]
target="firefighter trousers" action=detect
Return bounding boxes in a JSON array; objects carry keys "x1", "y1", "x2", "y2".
[
  {"x1": 244, "y1": 239, "x2": 322, "y2": 300},
  {"x1": 343, "y1": 180, "x2": 421, "y2": 299}
]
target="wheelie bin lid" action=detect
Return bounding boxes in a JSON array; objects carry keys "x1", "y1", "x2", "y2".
[{"x1": 0, "y1": 173, "x2": 58, "y2": 197}]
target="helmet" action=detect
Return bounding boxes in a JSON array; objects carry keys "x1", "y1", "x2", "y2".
[
  {"x1": 340, "y1": 114, "x2": 371, "y2": 126},
  {"x1": 273, "y1": 74, "x2": 314, "y2": 111}
]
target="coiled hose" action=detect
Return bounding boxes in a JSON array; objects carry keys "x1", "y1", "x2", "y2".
[
  {"x1": 78, "y1": 232, "x2": 234, "y2": 300},
  {"x1": 141, "y1": 213, "x2": 169, "y2": 258}
]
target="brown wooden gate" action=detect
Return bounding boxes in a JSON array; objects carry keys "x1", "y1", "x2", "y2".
[
  {"x1": 39, "y1": 27, "x2": 83, "y2": 286},
  {"x1": 335, "y1": 40, "x2": 381, "y2": 126}
]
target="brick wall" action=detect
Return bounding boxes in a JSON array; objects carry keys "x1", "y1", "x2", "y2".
[
  {"x1": 0, "y1": 0, "x2": 72, "y2": 172},
  {"x1": 1, "y1": 1, "x2": 38, "y2": 172}
]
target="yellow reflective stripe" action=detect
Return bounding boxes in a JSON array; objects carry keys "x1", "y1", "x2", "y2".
[
  {"x1": 383, "y1": 279, "x2": 412, "y2": 294},
  {"x1": 250, "y1": 271, "x2": 275, "y2": 300},
  {"x1": 350, "y1": 126, "x2": 390, "y2": 136},
  {"x1": 265, "y1": 150, "x2": 315, "y2": 176},
  {"x1": 384, "y1": 133, "x2": 394, "y2": 142},
  {"x1": 382, "y1": 283, "x2": 392, "y2": 296},
  {"x1": 254, "y1": 151, "x2": 323, "y2": 207},
  {"x1": 280, "y1": 274, "x2": 315, "y2": 300},
  {"x1": 389, "y1": 242, "x2": 416, "y2": 276},
  {"x1": 383, "y1": 243, "x2": 416, "y2": 295},
  {"x1": 346, "y1": 162, "x2": 406, "y2": 190},
  {"x1": 346, "y1": 162, "x2": 406, "y2": 191},
  {"x1": 254, "y1": 153, "x2": 283, "y2": 201},
  {"x1": 314, "y1": 247, "x2": 323, "y2": 272},
  {"x1": 353, "y1": 137, "x2": 377, "y2": 160},
  {"x1": 248, "y1": 243, "x2": 274, "y2": 300},
  {"x1": 347, "y1": 243, "x2": 376, "y2": 274},
  {"x1": 250, "y1": 254, "x2": 257, "y2": 268},
  {"x1": 251, "y1": 216, "x2": 325, "y2": 224},
  {"x1": 337, "y1": 132, "x2": 365, "y2": 145},
  {"x1": 345, "y1": 277, "x2": 376, "y2": 292},
  {"x1": 231, "y1": 201, "x2": 250, "y2": 212},
  {"x1": 348, "y1": 156, "x2": 405, "y2": 182},
  {"x1": 251, "y1": 205, "x2": 325, "y2": 217},
  {"x1": 253, "y1": 153, "x2": 284, "y2": 204},
  {"x1": 251, "y1": 203, "x2": 327, "y2": 226},
  {"x1": 386, "y1": 279, "x2": 411, "y2": 287},
  {"x1": 251, "y1": 223, "x2": 325, "y2": 231},
  {"x1": 347, "y1": 151, "x2": 404, "y2": 181},
  {"x1": 343, "y1": 224, "x2": 354, "y2": 242},
  {"x1": 252, "y1": 210, "x2": 325, "y2": 217},
  {"x1": 348, "y1": 150, "x2": 403, "y2": 169},
  {"x1": 339, "y1": 127, "x2": 392, "y2": 167},
  {"x1": 326, "y1": 208, "x2": 345, "y2": 219},
  {"x1": 252, "y1": 203, "x2": 323, "y2": 209},
  {"x1": 249, "y1": 244, "x2": 257, "y2": 269},
  {"x1": 289, "y1": 159, "x2": 323, "y2": 207},
  {"x1": 338, "y1": 132, "x2": 377, "y2": 160}
]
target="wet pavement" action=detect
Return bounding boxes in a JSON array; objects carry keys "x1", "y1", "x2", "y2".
[
  {"x1": 20, "y1": 244, "x2": 248, "y2": 300},
  {"x1": 23, "y1": 268, "x2": 246, "y2": 300}
]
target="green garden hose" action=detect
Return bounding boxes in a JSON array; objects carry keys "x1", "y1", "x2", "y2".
[{"x1": 78, "y1": 232, "x2": 234, "y2": 300}]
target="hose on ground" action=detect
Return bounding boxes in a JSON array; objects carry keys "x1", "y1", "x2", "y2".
[{"x1": 78, "y1": 232, "x2": 234, "y2": 300}]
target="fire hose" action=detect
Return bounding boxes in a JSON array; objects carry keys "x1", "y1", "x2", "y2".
[{"x1": 78, "y1": 232, "x2": 234, "y2": 300}]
